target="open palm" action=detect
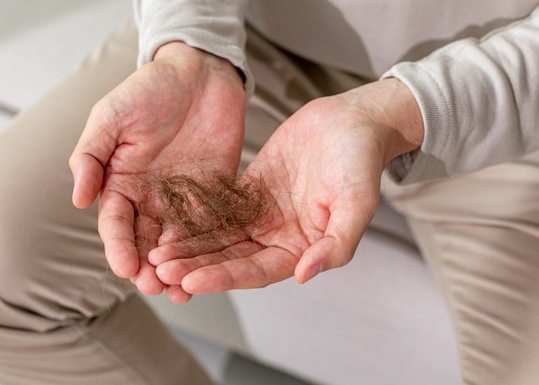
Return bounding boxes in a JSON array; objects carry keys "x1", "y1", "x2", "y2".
[
  {"x1": 70, "y1": 43, "x2": 246, "y2": 295},
  {"x1": 151, "y1": 92, "x2": 387, "y2": 302},
  {"x1": 151, "y1": 79, "x2": 423, "y2": 303}
]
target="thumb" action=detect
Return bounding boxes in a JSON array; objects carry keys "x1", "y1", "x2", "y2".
[
  {"x1": 69, "y1": 104, "x2": 120, "y2": 208},
  {"x1": 69, "y1": 152, "x2": 106, "y2": 209},
  {"x1": 294, "y1": 194, "x2": 378, "y2": 284}
]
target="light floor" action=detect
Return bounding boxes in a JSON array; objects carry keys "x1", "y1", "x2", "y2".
[{"x1": 174, "y1": 328, "x2": 314, "y2": 385}]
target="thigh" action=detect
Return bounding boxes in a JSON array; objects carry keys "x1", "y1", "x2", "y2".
[
  {"x1": 383, "y1": 151, "x2": 539, "y2": 385},
  {"x1": 0, "y1": 294, "x2": 212, "y2": 385},
  {"x1": 0, "y1": 21, "x2": 138, "y2": 333},
  {"x1": 0, "y1": 21, "x2": 213, "y2": 385}
]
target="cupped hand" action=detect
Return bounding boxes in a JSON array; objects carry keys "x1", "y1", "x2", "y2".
[
  {"x1": 151, "y1": 78, "x2": 424, "y2": 303},
  {"x1": 69, "y1": 42, "x2": 246, "y2": 297}
]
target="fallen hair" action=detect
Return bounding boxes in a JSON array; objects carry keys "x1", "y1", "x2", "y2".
[{"x1": 136, "y1": 169, "x2": 275, "y2": 242}]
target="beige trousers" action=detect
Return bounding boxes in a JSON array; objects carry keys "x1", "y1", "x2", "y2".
[
  {"x1": 0, "y1": 23, "x2": 213, "y2": 385},
  {"x1": 382, "y1": 158, "x2": 539, "y2": 385},
  {"x1": 1, "y1": 20, "x2": 539, "y2": 385}
]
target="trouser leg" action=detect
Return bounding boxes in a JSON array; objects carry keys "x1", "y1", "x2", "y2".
[
  {"x1": 0, "y1": 21, "x2": 212, "y2": 385},
  {"x1": 383, "y1": 151, "x2": 539, "y2": 385}
]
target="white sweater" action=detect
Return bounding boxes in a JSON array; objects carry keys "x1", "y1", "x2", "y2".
[{"x1": 134, "y1": 0, "x2": 539, "y2": 184}]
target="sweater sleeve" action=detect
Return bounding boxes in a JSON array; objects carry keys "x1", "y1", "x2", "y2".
[
  {"x1": 133, "y1": 0, "x2": 254, "y2": 97},
  {"x1": 383, "y1": 6, "x2": 539, "y2": 184}
]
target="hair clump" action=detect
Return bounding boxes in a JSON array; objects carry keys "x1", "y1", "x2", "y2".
[{"x1": 137, "y1": 169, "x2": 275, "y2": 242}]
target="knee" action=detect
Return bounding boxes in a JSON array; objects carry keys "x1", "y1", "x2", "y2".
[{"x1": 0, "y1": 158, "x2": 126, "y2": 329}]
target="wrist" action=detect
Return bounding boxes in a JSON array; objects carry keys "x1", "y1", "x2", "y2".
[
  {"x1": 154, "y1": 42, "x2": 245, "y2": 88},
  {"x1": 348, "y1": 78, "x2": 424, "y2": 166}
]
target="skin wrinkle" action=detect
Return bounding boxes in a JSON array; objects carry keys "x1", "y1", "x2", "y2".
[
  {"x1": 250, "y1": 253, "x2": 271, "y2": 286},
  {"x1": 96, "y1": 99, "x2": 123, "y2": 150}
]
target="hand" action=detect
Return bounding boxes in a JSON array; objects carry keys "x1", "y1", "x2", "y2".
[
  {"x1": 150, "y1": 78, "x2": 424, "y2": 303},
  {"x1": 69, "y1": 42, "x2": 246, "y2": 296}
]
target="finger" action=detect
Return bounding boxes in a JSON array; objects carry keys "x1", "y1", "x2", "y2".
[
  {"x1": 98, "y1": 189, "x2": 139, "y2": 278},
  {"x1": 156, "y1": 250, "x2": 235, "y2": 285},
  {"x1": 149, "y1": 231, "x2": 249, "y2": 266},
  {"x1": 131, "y1": 215, "x2": 164, "y2": 295},
  {"x1": 69, "y1": 104, "x2": 120, "y2": 208},
  {"x1": 180, "y1": 245, "x2": 299, "y2": 294},
  {"x1": 69, "y1": 153, "x2": 106, "y2": 209},
  {"x1": 294, "y1": 236, "x2": 347, "y2": 284},
  {"x1": 295, "y1": 193, "x2": 377, "y2": 283},
  {"x1": 165, "y1": 285, "x2": 193, "y2": 304},
  {"x1": 130, "y1": 260, "x2": 164, "y2": 295}
]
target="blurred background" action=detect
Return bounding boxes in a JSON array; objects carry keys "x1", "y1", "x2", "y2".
[{"x1": 0, "y1": 0, "x2": 131, "y2": 129}]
